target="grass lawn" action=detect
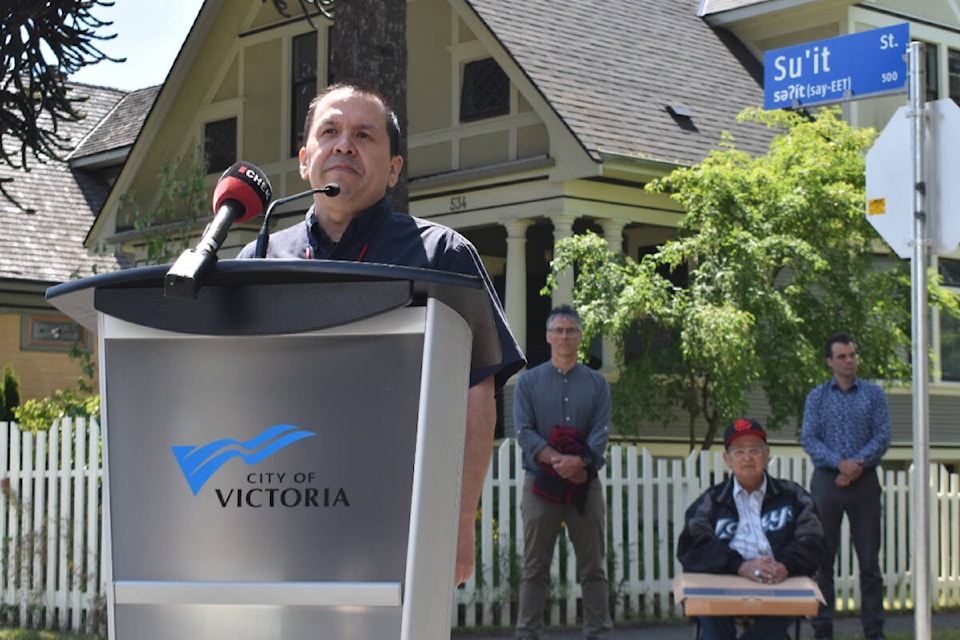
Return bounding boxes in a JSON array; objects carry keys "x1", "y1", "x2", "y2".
[
  {"x1": 5, "y1": 625, "x2": 960, "y2": 640},
  {"x1": 0, "y1": 632, "x2": 99, "y2": 640}
]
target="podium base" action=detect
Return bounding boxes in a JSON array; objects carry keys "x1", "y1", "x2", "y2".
[{"x1": 115, "y1": 602, "x2": 402, "y2": 640}]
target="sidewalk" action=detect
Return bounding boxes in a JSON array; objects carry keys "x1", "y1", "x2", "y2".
[{"x1": 453, "y1": 609, "x2": 960, "y2": 639}]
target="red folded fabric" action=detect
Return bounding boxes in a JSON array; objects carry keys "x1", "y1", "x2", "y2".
[{"x1": 533, "y1": 425, "x2": 591, "y2": 513}]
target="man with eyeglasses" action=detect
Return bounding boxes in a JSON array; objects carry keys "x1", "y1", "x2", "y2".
[
  {"x1": 514, "y1": 305, "x2": 612, "y2": 640},
  {"x1": 677, "y1": 418, "x2": 825, "y2": 640},
  {"x1": 801, "y1": 332, "x2": 891, "y2": 640}
]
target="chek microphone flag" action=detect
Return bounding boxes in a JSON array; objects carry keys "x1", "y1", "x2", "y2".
[
  {"x1": 213, "y1": 162, "x2": 273, "y2": 223},
  {"x1": 164, "y1": 162, "x2": 274, "y2": 298}
]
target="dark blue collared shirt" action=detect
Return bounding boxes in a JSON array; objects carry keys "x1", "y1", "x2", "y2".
[
  {"x1": 237, "y1": 197, "x2": 525, "y2": 388},
  {"x1": 800, "y1": 376, "x2": 891, "y2": 469}
]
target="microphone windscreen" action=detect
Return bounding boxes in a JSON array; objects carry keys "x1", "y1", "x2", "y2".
[{"x1": 212, "y1": 162, "x2": 274, "y2": 223}]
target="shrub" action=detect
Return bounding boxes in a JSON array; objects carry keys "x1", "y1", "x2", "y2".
[{"x1": 0, "y1": 365, "x2": 21, "y2": 421}]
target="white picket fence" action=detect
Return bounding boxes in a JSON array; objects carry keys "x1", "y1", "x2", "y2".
[
  {"x1": 454, "y1": 440, "x2": 960, "y2": 629},
  {"x1": 1, "y1": 420, "x2": 958, "y2": 635},
  {"x1": 0, "y1": 418, "x2": 104, "y2": 634}
]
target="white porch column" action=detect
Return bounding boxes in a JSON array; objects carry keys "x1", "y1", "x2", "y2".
[
  {"x1": 600, "y1": 218, "x2": 626, "y2": 254},
  {"x1": 598, "y1": 218, "x2": 627, "y2": 375},
  {"x1": 503, "y1": 218, "x2": 532, "y2": 356},
  {"x1": 550, "y1": 214, "x2": 577, "y2": 308}
]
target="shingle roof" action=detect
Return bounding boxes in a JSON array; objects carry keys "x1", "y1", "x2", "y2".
[
  {"x1": 71, "y1": 85, "x2": 160, "y2": 160},
  {"x1": 0, "y1": 82, "x2": 128, "y2": 284},
  {"x1": 466, "y1": 0, "x2": 774, "y2": 166}
]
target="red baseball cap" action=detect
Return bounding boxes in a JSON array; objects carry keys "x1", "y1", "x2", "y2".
[{"x1": 723, "y1": 418, "x2": 767, "y2": 448}]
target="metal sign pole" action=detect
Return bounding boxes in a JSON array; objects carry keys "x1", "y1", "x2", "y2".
[{"x1": 908, "y1": 40, "x2": 932, "y2": 640}]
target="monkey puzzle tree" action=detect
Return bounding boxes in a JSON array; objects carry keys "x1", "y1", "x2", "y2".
[{"x1": 0, "y1": 0, "x2": 121, "y2": 206}]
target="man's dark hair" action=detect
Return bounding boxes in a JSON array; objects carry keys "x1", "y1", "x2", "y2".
[
  {"x1": 302, "y1": 82, "x2": 401, "y2": 157},
  {"x1": 824, "y1": 331, "x2": 856, "y2": 358},
  {"x1": 546, "y1": 305, "x2": 582, "y2": 330}
]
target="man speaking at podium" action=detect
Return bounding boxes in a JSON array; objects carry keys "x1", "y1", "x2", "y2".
[{"x1": 237, "y1": 82, "x2": 525, "y2": 585}]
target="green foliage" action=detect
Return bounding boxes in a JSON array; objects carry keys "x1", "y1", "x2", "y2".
[
  {"x1": 549, "y1": 107, "x2": 960, "y2": 450},
  {"x1": 120, "y1": 146, "x2": 209, "y2": 266},
  {"x1": 0, "y1": 628, "x2": 100, "y2": 639},
  {"x1": 12, "y1": 391, "x2": 97, "y2": 433},
  {"x1": 13, "y1": 344, "x2": 99, "y2": 433},
  {"x1": 1, "y1": 365, "x2": 21, "y2": 421},
  {"x1": 0, "y1": 634, "x2": 92, "y2": 640}
]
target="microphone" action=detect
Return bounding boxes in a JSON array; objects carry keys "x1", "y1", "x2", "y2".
[
  {"x1": 254, "y1": 183, "x2": 340, "y2": 258},
  {"x1": 164, "y1": 162, "x2": 273, "y2": 299}
]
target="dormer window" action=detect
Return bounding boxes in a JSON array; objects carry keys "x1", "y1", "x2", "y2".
[
  {"x1": 204, "y1": 117, "x2": 237, "y2": 174},
  {"x1": 460, "y1": 57, "x2": 509, "y2": 122}
]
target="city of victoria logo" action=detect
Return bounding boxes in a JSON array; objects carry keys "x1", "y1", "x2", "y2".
[{"x1": 172, "y1": 424, "x2": 316, "y2": 495}]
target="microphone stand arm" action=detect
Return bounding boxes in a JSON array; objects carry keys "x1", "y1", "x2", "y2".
[{"x1": 254, "y1": 188, "x2": 324, "y2": 259}]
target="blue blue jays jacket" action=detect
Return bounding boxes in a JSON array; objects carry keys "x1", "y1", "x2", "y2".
[{"x1": 677, "y1": 473, "x2": 825, "y2": 578}]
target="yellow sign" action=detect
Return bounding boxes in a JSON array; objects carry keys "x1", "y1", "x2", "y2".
[{"x1": 867, "y1": 198, "x2": 886, "y2": 215}]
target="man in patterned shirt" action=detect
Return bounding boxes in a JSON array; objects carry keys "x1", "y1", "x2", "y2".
[
  {"x1": 802, "y1": 332, "x2": 891, "y2": 640},
  {"x1": 677, "y1": 418, "x2": 825, "y2": 640}
]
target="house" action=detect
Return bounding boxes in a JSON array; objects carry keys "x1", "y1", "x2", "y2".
[
  {"x1": 0, "y1": 83, "x2": 155, "y2": 400},
  {"x1": 22, "y1": 0, "x2": 960, "y2": 463}
]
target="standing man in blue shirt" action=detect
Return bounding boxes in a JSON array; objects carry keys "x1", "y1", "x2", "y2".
[
  {"x1": 514, "y1": 305, "x2": 612, "y2": 640},
  {"x1": 801, "y1": 332, "x2": 891, "y2": 640}
]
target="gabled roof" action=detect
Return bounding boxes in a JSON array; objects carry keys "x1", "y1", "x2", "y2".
[
  {"x1": 0, "y1": 82, "x2": 133, "y2": 285},
  {"x1": 71, "y1": 85, "x2": 161, "y2": 167},
  {"x1": 466, "y1": 0, "x2": 774, "y2": 167}
]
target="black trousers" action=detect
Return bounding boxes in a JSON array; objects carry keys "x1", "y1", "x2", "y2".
[{"x1": 810, "y1": 467, "x2": 885, "y2": 639}]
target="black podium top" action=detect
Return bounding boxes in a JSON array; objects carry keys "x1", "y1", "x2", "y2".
[{"x1": 46, "y1": 259, "x2": 504, "y2": 369}]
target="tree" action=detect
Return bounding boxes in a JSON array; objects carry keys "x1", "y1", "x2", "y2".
[
  {"x1": 0, "y1": 0, "x2": 121, "y2": 205},
  {"x1": 268, "y1": 0, "x2": 409, "y2": 212},
  {"x1": 549, "y1": 107, "x2": 960, "y2": 451},
  {"x1": 0, "y1": 364, "x2": 21, "y2": 421}
]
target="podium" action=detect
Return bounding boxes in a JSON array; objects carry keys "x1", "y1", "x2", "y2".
[{"x1": 46, "y1": 259, "x2": 504, "y2": 640}]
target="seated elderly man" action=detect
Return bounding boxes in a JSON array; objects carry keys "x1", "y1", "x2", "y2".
[{"x1": 677, "y1": 418, "x2": 825, "y2": 640}]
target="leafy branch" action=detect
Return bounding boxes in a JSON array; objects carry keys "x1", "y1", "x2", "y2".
[
  {"x1": 1, "y1": 1, "x2": 123, "y2": 206},
  {"x1": 547, "y1": 107, "x2": 960, "y2": 450}
]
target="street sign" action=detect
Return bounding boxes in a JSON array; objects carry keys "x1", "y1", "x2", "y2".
[
  {"x1": 865, "y1": 99, "x2": 960, "y2": 258},
  {"x1": 764, "y1": 23, "x2": 909, "y2": 110}
]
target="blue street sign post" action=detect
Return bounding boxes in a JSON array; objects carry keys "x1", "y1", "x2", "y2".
[
  {"x1": 764, "y1": 23, "x2": 908, "y2": 109},
  {"x1": 766, "y1": 24, "x2": 934, "y2": 640},
  {"x1": 764, "y1": 23, "x2": 937, "y2": 640}
]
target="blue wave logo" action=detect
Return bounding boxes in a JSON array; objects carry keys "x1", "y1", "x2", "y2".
[{"x1": 172, "y1": 424, "x2": 316, "y2": 495}]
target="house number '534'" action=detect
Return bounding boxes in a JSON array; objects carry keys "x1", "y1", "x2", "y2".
[{"x1": 449, "y1": 195, "x2": 467, "y2": 212}]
